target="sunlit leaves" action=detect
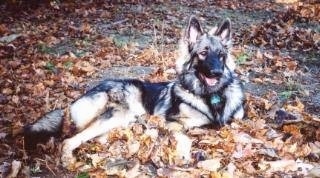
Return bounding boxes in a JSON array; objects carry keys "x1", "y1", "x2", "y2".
[{"x1": 0, "y1": 0, "x2": 319, "y2": 177}]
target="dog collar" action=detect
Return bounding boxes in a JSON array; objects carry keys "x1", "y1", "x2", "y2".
[{"x1": 210, "y1": 94, "x2": 221, "y2": 105}]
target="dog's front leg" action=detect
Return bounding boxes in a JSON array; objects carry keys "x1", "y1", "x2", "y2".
[
  {"x1": 178, "y1": 103, "x2": 211, "y2": 129},
  {"x1": 218, "y1": 81, "x2": 244, "y2": 124}
]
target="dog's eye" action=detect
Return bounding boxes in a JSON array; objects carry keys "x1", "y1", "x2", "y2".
[
  {"x1": 217, "y1": 51, "x2": 226, "y2": 61},
  {"x1": 199, "y1": 51, "x2": 208, "y2": 57}
]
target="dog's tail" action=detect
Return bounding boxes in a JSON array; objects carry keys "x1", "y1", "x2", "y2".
[{"x1": 18, "y1": 109, "x2": 64, "y2": 149}]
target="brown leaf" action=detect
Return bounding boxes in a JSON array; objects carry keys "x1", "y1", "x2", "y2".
[
  {"x1": 260, "y1": 160, "x2": 314, "y2": 175},
  {"x1": 7, "y1": 160, "x2": 21, "y2": 178},
  {"x1": 233, "y1": 132, "x2": 264, "y2": 144},
  {"x1": 157, "y1": 167, "x2": 199, "y2": 177},
  {"x1": 33, "y1": 82, "x2": 46, "y2": 95},
  {"x1": 286, "y1": 60, "x2": 298, "y2": 71},
  {"x1": 137, "y1": 129, "x2": 157, "y2": 163},
  {"x1": 251, "y1": 77, "x2": 263, "y2": 84},
  {"x1": 284, "y1": 98, "x2": 305, "y2": 113},
  {"x1": 125, "y1": 163, "x2": 141, "y2": 178},
  {"x1": 0, "y1": 24, "x2": 9, "y2": 35},
  {"x1": 197, "y1": 158, "x2": 221, "y2": 172},
  {"x1": 74, "y1": 61, "x2": 95, "y2": 74},
  {"x1": 283, "y1": 125, "x2": 302, "y2": 138},
  {"x1": 241, "y1": 161, "x2": 257, "y2": 174},
  {"x1": 11, "y1": 95, "x2": 19, "y2": 104},
  {"x1": 2, "y1": 88, "x2": 13, "y2": 95},
  {"x1": 308, "y1": 167, "x2": 320, "y2": 177},
  {"x1": 146, "y1": 115, "x2": 165, "y2": 128},
  {"x1": 127, "y1": 140, "x2": 140, "y2": 158}
]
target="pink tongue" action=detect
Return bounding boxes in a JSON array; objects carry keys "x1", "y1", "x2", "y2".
[{"x1": 205, "y1": 77, "x2": 217, "y2": 86}]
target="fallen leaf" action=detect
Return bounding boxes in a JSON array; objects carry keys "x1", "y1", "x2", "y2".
[
  {"x1": 0, "y1": 162, "x2": 10, "y2": 176},
  {"x1": 308, "y1": 166, "x2": 320, "y2": 178},
  {"x1": 283, "y1": 125, "x2": 302, "y2": 138},
  {"x1": 87, "y1": 153, "x2": 105, "y2": 167},
  {"x1": 0, "y1": 132, "x2": 7, "y2": 139},
  {"x1": 74, "y1": 61, "x2": 95, "y2": 75},
  {"x1": 157, "y1": 167, "x2": 198, "y2": 177},
  {"x1": 166, "y1": 122, "x2": 183, "y2": 132},
  {"x1": 2, "y1": 88, "x2": 13, "y2": 95},
  {"x1": 275, "y1": 0, "x2": 298, "y2": 3},
  {"x1": 274, "y1": 110, "x2": 299, "y2": 125},
  {"x1": 265, "y1": 128, "x2": 282, "y2": 140},
  {"x1": 233, "y1": 132, "x2": 263, "y2": 144},
  {"x1": 258, "y1": 148, "x2": 279, "y2": 158},
  {"x1": 125, "y1": 163, "x2": 141, "y2": 178},
  {"x1": 284, "y1": 98, "x2": 305, "y2": 113},
  {"x1": 226, "y1": 162, "x2": 236, "y2": 177},
  {"x1": 0, "y1": 34, "x2": 22, "y2": 43},
  {"x1": 197, "y1": 159, "x2": 221, "y2": 172},
  {"x1": 241, "y1": 161, "x2": 257, "y2": 174},
  {"x1": 233, "y1": 143, "x2": 256, "y2": 159},
  {"x1": 309, "y1": 142, "x2": 320, "y2": 155},
  {"x1": 7, "y1": 160, "x2": 21, "y2": 178},
  {"x1": 127, "y1": 140, "x2": 140, "y2": 157},
  {"x1": 11, "y1": 95, "x2": 19, "y2": 104},
  {"x1": 259, "y1": 160, "x2": 297, "y2": 172}
]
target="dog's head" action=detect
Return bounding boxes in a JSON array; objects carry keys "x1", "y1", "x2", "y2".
[{"x1": 176, "y1": 16, "x2": 234, "y2": 95}]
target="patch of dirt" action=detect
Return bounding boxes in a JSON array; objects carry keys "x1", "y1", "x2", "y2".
[
  {"x1": 86, "y1": 66, "x2": 157, "y2": 89},
  {"x1": 0, "y1": 0, "x2": 319, "y2": 177}
]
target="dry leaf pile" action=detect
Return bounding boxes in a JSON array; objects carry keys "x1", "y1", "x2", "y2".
[{"x1": 0, "y1": 0, "x2": 319, "y2": 177}]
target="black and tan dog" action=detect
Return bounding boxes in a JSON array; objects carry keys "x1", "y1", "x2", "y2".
[{"x1": 22, "y1": 16, "x2": 244, "y2": 167}]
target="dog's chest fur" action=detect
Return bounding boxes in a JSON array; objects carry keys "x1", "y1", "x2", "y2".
[{"x1": 147, "y1": 83, "x2": 226, "y2": 125}]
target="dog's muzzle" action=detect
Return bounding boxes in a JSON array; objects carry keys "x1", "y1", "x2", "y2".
[{"x1": 199, "y1": 72, "x2": 222, "y2": 86}]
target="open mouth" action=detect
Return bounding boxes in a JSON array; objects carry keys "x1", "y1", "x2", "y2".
[{"x1": 199, "y1": 73, "x2": 219, "y2": 86}]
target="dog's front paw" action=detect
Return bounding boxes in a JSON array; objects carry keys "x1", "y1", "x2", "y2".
[
  {"x1": 61, "y1": 139, "x2": 76, "y2": 169},
  {"x1": 173, "y1": 132, "x2": 192, "y2": 165},
  {"x1": 61, "y1": 151, "x2": 76, "y2": 169}
]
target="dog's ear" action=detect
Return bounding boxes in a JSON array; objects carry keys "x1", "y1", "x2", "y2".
[
  {"x1": 185, "y1": 16, "x2": 203, "y2": 44},
  {"x1": 211, "y1": 18, "x2": 231, "y2": 43},
  {"x1": 215, "y1": 19, "x2": 231, "y2": 42}
]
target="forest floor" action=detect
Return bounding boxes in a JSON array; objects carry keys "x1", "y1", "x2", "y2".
[{"x1": 0, "y1": 0, "x2": 319, "y2": 177}]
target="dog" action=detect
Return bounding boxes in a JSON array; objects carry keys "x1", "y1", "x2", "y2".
[{"x1": 22, "y1": 16, "x2": 244, "y2": 168}]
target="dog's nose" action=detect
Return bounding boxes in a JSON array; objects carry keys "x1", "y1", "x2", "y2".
[{"x1": 209, "y1": 70, "x2": 223, "y2": 77}]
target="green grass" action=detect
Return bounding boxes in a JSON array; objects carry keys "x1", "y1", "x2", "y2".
[
  {"x1": 279, "y1": 90, "x2": 294, "y2": 99},
  {"x1": 37, "y1": 43, "x2": 55, "y2": 54},
  {"x1": 236, "y1": 53, "x2": 249, "y2": 65},
  {"x1": 76, "y1": 172, "x2": 89, "y2": 178},
  {"x1": 30, "y1": 165, "x2": 42, "y2": 174},
  {"x1": 63, "y1": 61, "x2": 74, "y2": 69},
  {"x1": 45, "y1": 61, "x2": 56, "y2": 71},
  {"x1": 112, "y1": 35, "x2": 130, "y2": 48}
]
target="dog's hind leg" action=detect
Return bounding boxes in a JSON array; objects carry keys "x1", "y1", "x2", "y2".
[
  {"x1": 61, "y1": 109, "x2": 137, "y2": 168},
  {"x1": 70, "y1": 92, "x2": 109, "y2": 131}
]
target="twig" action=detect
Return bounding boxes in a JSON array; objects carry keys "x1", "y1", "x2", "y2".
[
  {"x1": 312, "y1": 117, "x2": 320, "y2": 122},
  {"x1": 103, "y1": 19, "x2": 129, "y2": 29},
  {"x1": 34, "y1": 158, "x2": 56, "y2": 176},
  {"x1": 45, "y1": 90, "x2": 50, "y2": 111},
  {"x1": 107, "y1": 160, "x2": 135, "y2": 168},
  {"x1": 167, "y1": 165, "x2": 196, "y2": 172},
  {"x1": 160, "y1": 19, "x2": 165, "y2": 61}
]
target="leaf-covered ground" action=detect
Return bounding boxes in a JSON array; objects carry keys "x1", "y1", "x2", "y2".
[{"x1": 0, "y1": 0, "x2": 319, "y2": 177}]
